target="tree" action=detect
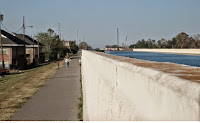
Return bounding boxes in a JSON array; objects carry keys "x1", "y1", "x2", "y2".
[
  {"x1": 70, "y1": 42, "x2": 79, "y2": 54},
  {"x1": 134, "y1": 39, "x2": 148, "y2": 48},
  {"x1": 193, "y1": 34, "x2": 200, "y2": 48},
  {"x1": 157, "y1": 38, "x2": 167, "y2": 48},
  {"x1": 129, "y1": 32, "x2": 199, "y2": 49},
  {"x1": 129, "y1": 44, "x2": 136, "y2": 48},
  {"x1": 193, "y1": 34, "x2": 200, "y2": 41},
  {"x1": 171, "y1": 38, "x2": 177, "y2": 48},
  {"x1": 157, "y1": 40, "x2": 162, "y2": 48},
  {"x1": 187, "y1": 37, "x2": 197, "y2": 48},
  {"x1": 176, "y1": 32, "x2": 189, "y2": 48},
  {"x1": 36, "y1": 29, "x2": 68, "y2": 61},
  {"x1": 79, "y1": 42, "x2": 92, "y2": 50},
  {"x1": 147, "y1": 39, "x2": 156, "y2": 48},
  {"x1": 105, "y1": 45, "x2": 111, "y2": 48},
  {"x1": 49, "y1": 35, "x2": 66, "y2": 60},
  {"x1": 47, "y1": 28, "x2": 54, "y2": 37}
]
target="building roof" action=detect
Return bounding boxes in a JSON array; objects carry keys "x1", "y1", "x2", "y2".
[
  {"x1": 13, "y1": 33, "x2": 45, "y2": 47},
  {"x1": 25, "y1": 35, "x2": 45, "y2": 46},
  {"x1": 1, "y1": 30, "x2": 29, "y2": 46}
]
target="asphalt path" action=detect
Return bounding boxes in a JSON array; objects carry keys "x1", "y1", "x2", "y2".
[{"x1": 10, "y1": 55, "x2": 81, "y2": 121}]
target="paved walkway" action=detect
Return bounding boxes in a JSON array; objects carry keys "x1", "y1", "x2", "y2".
[{"x1": 10, "y1": 55, "x2": 81, "y2": 121}]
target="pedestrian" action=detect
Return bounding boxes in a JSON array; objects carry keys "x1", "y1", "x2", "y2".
[
  {"x1": 65, "y1": 56, "x2": 71, "y2": 68},
  {"x1": 66, "y1": 52, "x2": 69, "y2": 58}
]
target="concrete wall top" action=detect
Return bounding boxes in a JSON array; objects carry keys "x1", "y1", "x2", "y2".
[
  {"x1": 85, "y1": 50, "x2": 200, "y2": 103},
  {"x1": 82, "y1": 50, "x2": 200, "y2": 120}
]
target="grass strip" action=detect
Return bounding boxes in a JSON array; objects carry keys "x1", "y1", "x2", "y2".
[
  {"x1": 0, "y1": 60, "x2": 64, "y2": 120},
  {"x1": 78, "y1": 58, "x2": 83, "y2": 121}
]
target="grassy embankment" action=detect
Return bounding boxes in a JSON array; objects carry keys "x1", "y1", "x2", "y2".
[{"x1": 0, "y1": 60, "x2": 64, "y2": 120}]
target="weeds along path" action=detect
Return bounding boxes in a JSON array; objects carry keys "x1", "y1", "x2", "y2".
[{"x1": 0, "y1": 61, "x2": 64, "y2": 120}]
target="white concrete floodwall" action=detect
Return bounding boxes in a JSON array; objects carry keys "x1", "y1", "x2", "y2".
[
  {"x1": 81, "y1": 50, "x2": 200, "y2": 121},
  {"x1": 133, "y1": 49, "x2": 200, "y2": 55}
]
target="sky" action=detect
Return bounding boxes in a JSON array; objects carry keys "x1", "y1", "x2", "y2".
[{"x1": 1, "y1": 0, "x2": 200, "y2": 48}]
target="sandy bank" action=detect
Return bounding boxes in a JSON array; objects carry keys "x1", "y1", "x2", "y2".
[{"x1": 133, "y1": 49, "x2": 200, "y2": 55}]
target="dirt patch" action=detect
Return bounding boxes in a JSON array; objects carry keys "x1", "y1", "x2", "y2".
[
  {"x1": 97, "y1": 52, "x2": 200, "y2": 83},
  {"x1": 0, "y1": 60, "x2": 64, "y2": 120}
]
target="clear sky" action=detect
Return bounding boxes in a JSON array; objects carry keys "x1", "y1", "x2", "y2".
[{"x1": 1, "y1": 0, "x2": 200, "y2": 48}]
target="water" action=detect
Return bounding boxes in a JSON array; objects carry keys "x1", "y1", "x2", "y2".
[{"x1": 105, "y1": 51, "x2": 200, "y2": 67}]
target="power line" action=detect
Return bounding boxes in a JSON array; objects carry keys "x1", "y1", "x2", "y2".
[{"x1": 1, "y1": 22, "x2": 23, "y2": 33}]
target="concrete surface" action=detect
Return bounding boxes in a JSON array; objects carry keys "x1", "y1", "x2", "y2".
[
  {"x1": 10, "y1": 55, "x2": 81, "y2": 121},
  {"x1": 81, "y1": 50, "x2": 200, "y2": 121}
]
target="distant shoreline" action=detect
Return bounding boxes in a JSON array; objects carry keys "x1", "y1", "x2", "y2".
[{"x1": 132, "y1": 48, "x2": 200, "y2": 56}]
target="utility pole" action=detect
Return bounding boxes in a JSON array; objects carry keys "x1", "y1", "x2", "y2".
[
  {"x1": 117, "y1": 28, "x2": 119, "y2": 50},
  {"x1": 32, "y1": 35, "x2": 34, "y2": 62},
  {"x1": 22, "y1": 16, "x2": 34, "y2": 65},
  {"x1": 58, "y1": 22, "x2": 61, "y2": 39},
  {"x1": 125, "y1": 35, "x2": 128, "y2": 48},
  {"x1": 76, "y1": 30, "x2": 78, "y2": 45},
  {"x1": 37, "y1": 38, "x2": 40, "y2": 64},
  {"x1": 23, "y1": 16, "x2": 25, "y2": 42},
  {"x1": 22, "y1": 16, "x2": 27, "y2": 66},
  {"x1": 0, "y1": 14, "x2": 5, "y2": 69}
]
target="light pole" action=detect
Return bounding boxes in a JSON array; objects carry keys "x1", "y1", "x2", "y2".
[{"x1": 0, "y1": 14, "x2": 5, "y2": 69}]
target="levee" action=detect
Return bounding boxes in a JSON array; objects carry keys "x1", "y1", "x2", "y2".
[{"x1": 81, "y1": 50, "x2": 200, "y2": 121}]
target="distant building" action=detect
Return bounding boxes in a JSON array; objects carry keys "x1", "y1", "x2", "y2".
[
  {"x1": 0, "y1": 30, "x2": 28, "y2": 69},
  {"x1": 105, "y1": 48, "x2": 123, "y2": 51},
  {"x1": 62, "y1": 40, "x2": 76, "y2": 49},
  {"x1": 99, "y1": 48, "x2": 106, "y2": 51}
]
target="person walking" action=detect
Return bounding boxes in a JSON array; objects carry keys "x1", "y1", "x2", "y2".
[{"x1": 65, "y1": 53, "x2": 71, "y2": 68}]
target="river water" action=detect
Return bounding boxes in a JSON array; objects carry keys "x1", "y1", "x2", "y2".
[{"x1": 105, "y1": 51, "x2": 200, "y2": 67}]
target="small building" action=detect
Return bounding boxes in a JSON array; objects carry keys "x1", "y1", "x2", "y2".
[
  {"x1": 25, "y1": 35, "x2": 45, "y2": 63},
  {"x1": 105, "y1": 48, "x2": 123, "y2": 51},
  {"x1": 0, "y1": 30, "x2": 28, "y2": 69},
  {"x1": 13, "y1": 34, "x2": 45, "y2": 64},
  {"x1": 62, "y1": 40, "x2": 76, "y2": 49}
]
